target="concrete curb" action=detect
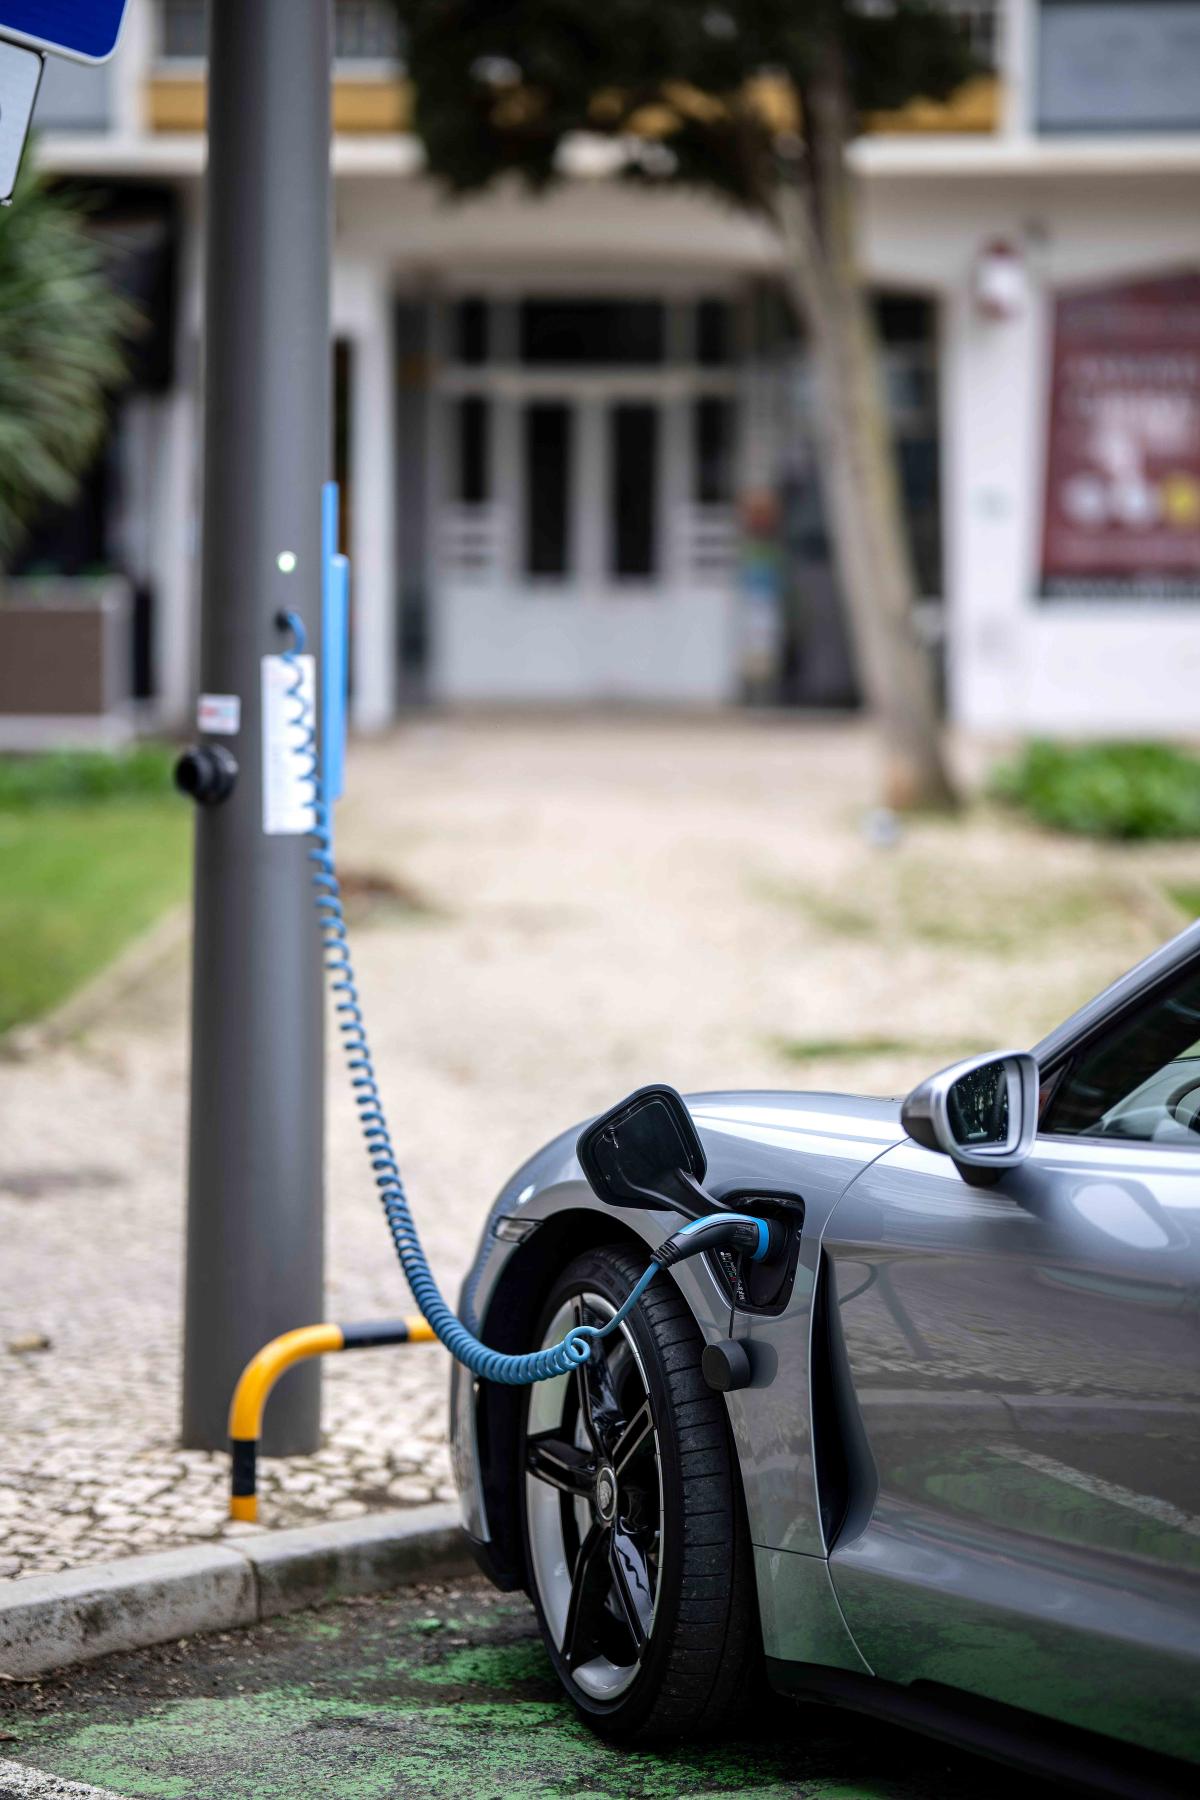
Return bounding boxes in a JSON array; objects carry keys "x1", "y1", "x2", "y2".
[
  {"x1": 0, "y1": 1758, "x2": 127, "y2": 1798},
  {"x1": 0, "y1": 1504, "x2": 469, "y2": 1680}
]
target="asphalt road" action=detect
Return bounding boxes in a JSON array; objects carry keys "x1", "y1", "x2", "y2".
[{"x1": 0, "y1": 1576, "x2": 1061, "y2": 1800}]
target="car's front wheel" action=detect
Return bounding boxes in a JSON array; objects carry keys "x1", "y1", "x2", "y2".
[{"x1": 519, "y1": 1243, "x2": 756, "y2": 1741}]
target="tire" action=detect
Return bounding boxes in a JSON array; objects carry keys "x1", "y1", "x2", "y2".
[{"x1": 518, "y1": 1243, "x2": 757, "y2": 1742}]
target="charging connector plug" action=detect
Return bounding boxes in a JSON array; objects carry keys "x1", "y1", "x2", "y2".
[{"x1": 655, "y1": 1211, "x2": 780, "y2": 1272}]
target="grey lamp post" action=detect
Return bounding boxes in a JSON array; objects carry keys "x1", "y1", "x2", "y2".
[{"x1": 181, "y1": 0, "x2": 332, "y2": 1453}]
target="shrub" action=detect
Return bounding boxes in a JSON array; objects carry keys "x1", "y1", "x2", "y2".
[
  {"x1": 0, "y1": 745, "x2": 175, "y2": 809},
  {"x1": 992, "y1": 741, "x2": 1200, "y2": 841}
]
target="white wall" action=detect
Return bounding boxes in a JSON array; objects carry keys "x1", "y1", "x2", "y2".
[
  {"x1": 335, "y1": 181, "x2": 764, "y2": 708},
  {"x1": 137, "y1": 154, "x2": 1200, "y2": 734},
  {"x1": 332, "y1": 260, "x2": 397, "y2": 730},
  {"x1": 437, "y1": 582, "x2": 737, "y2": 704},
  {"x1": 860, "y1": 170, "x2": 1200, "y2": 737},
  {"x1": 337, "y1": 175, "x2": 779, "y2": 273}
]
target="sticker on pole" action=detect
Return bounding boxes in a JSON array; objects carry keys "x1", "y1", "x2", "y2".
[
  {"x1": 261, "y1": 655, "x2": 316, "y2": 836},
  {"x1": 198, "y1": 692, "x2": 241, "y2": 736}
]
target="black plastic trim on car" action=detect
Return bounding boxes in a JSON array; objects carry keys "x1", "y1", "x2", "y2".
[
  {"x1": 809, "y1": 1250, "x2": 878, "y2": 1552},
  {"x1": 1034, "y1": 927, "x2": 1200, "y2": 1079},
  {"x1": 763, "y1": 1660, "x2": 1196, "y2": 1800},
  {"x1": 1035, "y1": 955, "x2": 1200, "y2": 1139}
]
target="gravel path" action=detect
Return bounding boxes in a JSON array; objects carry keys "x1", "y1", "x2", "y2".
[{"x1": 0, "y1": 717, "x2": 1189, "y2": 1577}]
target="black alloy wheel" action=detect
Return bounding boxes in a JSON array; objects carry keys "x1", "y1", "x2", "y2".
[{"x1": 519, "y1": 1244, "x2": 757, "y2": 1741}]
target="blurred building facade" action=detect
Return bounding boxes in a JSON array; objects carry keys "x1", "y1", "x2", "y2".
[{"x1": 18, "y1": 0, "x2": 1200, "y2": 738}]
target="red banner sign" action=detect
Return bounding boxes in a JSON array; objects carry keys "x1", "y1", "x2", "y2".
[{"x1": 1042, "y1": 272, "x2": 1200, "y2": 599}]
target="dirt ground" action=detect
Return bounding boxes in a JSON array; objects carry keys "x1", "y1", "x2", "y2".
[{"x1": 1, "y1": 716, "x2": 1193, "y2": 1575}]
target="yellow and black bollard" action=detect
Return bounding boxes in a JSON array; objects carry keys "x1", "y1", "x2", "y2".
[{"x1": 228, "y1": 1317, "x2": 436, "y2": 1522}]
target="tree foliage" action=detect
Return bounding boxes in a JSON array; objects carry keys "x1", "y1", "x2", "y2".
[
  {"x1": 394, "y1": 1, "x2": 978, "y2": 807},
  {"x1": 0, "y1": 165, "x2": 134, "y2": 564},
  {"x1": 395, "y1": 0, "x2": 976, "y2": 223}
]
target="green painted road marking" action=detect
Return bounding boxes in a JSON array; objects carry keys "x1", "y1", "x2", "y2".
[{"x1": 0, "y1": 1578, "x2": 1051, "y2": 1800}]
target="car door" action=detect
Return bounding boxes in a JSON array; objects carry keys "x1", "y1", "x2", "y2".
[{"x1": 819, "y1": 961, "x2": 1200, "y2": 1763}]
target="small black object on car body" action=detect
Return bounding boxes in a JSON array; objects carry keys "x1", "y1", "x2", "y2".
[{"x1": 702, "y1": 1339, "x2": 753, "y2": 1392}]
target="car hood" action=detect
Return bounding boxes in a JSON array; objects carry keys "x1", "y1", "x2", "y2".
[
  {"x1": 687, "y1": 1089, "x2": 904, "y2": 1204},
  {"x1": 690, "y1": 1087, "x2": 903, "y2": 1145},
  {"x1": 490, "y1": 1087, "x2": 904, "y2": 1229}
]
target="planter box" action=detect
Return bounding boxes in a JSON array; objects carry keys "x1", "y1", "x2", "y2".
[{"x1": 0, "y1": 577, "x2": 134, "y2": 750}]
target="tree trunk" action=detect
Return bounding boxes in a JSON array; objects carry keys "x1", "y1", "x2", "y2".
[{"x1": 775, "y1": 52, "x2": 958, "y2": 811}]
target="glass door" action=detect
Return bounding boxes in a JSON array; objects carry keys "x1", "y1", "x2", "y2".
[
  {"x1": 608, "y1": 401, "x2": 661, "y2": 583},
  {"x1": 522, "y1": 400, "x2": 574, "y2": 581},
  {"x1": 516, "y1": 391, "x2": 664, "y2": 591},
  {"x1": 434, "y1": 291, "x2": 741, "y2": 701}
]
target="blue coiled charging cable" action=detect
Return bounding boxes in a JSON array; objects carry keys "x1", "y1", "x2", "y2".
[{"x1": 276, "y1": 610, "x2": 768, "y2": 1385}]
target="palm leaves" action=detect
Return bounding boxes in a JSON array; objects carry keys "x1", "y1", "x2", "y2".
[{"x1": 0, "y1": 162, "x2": 134, "y2": 565}]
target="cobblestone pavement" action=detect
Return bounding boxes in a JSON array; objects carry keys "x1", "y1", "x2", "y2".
[{"x1": 1, "y1": 718, "x2": 1191, "y2": 1578}]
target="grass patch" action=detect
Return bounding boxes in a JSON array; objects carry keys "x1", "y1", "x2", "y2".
[
  {"x1": 782, "y1": 889, "x2": 877, "y2": 939},
  {"x1": 0, "y1": 749, "x2": 189, "y2": 1034},
  {"x1": 0, "y1": 745, "x2": 175, "y2": 809},
  {"x1": 1166, "y1": 885, "x2": 1200, "y2": 921},
  {"x1": 773, "y1": 1034, "x2": 985, "y2": 1064},
  {"x1": 992, "y1": 741, "x2": 1200, "y2": 840},
  {"x1": 775, "y1": 1034, "x2": 917, "y2": 1061},
  {"x1": 767, "y1": 866, "x2": 1122, "y2": 954}
]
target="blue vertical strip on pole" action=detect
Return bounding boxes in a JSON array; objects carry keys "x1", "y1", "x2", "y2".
[
  {"x1": 328, "y1": 554, "x2": 349, "y2": 800},
  {"x1": 321, "y1": 480, "x2": 349, "y2": 807}
]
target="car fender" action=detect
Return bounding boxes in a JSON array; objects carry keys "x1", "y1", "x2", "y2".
[{"x1": 451, "y1": 1089, "x2": 901, "y2": 1675}]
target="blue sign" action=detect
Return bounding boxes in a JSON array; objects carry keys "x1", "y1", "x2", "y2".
[{"x1": 0, "y1": 2, "x2": 130, "y2": 64}]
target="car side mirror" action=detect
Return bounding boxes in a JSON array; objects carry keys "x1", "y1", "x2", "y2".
[
  {"x1": 901, "y1": 1051, "x2": 1039, "y2": 1185},
  {"x1": 577, "y1": 1084, "x2": 715, "y2": 1218}
]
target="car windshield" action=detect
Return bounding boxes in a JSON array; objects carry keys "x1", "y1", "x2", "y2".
[{"x1": 1042, "y1": 964, "x2": 1200, "y2": 1143}]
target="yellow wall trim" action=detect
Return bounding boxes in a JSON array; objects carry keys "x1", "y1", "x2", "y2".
[
  {"x1": 147, "y1": 69, "x2": 994, "y2": 141},
  {"x1": 147, "y1": 74, "x2": 411, "y2": 135},
  {"x1": 866, "y1": 74, "x2": 1000, "y2": 136}
]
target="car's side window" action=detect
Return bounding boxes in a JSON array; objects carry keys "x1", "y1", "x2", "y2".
[{"x1": 1041, "y1": 965, "x2": 1200, "y2": 1144}]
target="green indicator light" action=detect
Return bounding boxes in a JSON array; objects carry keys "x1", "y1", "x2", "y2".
[{"x1": 277, "y1": 551, "x2": 298, "y2": 574}]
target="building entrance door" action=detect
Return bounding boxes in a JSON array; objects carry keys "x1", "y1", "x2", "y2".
[{"x1": 432, "y1": 293, "x2": 740, "y2": 703}]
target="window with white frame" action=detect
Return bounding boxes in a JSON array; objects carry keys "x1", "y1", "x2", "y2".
[
  {"x1": 1037, "y1": 1, "x2": 1200, "y2": 133},
  {"x1": 439, "y1": 294, "x2": 741, "y2": 589},
  {"x1": 943, "y1": 0, "x2": 1000, "y2": 67},
  {"x1": 854, "y1": 1, "x2": 999, "y2": 69},
  {"x1": 158, "y1": 1, "x2": 402, "y2": 63}
]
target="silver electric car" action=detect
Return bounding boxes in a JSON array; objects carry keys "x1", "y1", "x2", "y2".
[{"x1": 449, "y1": 922, "x2": 1200, "y2": 1787}]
